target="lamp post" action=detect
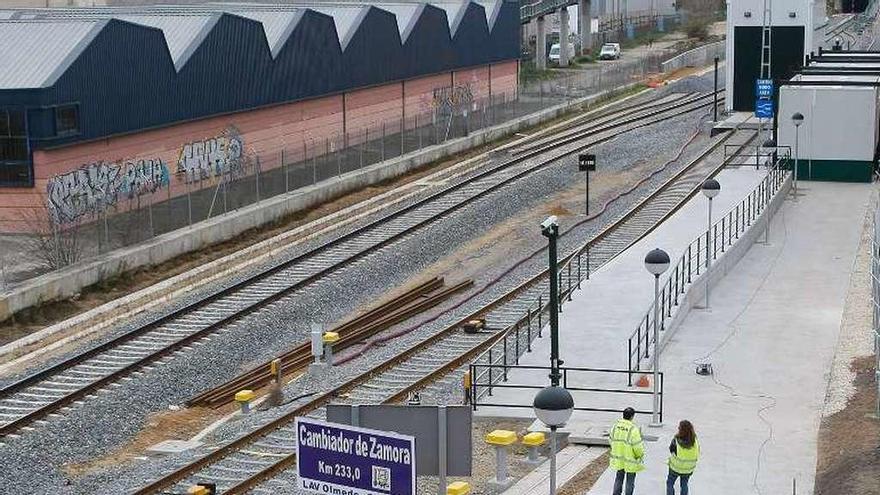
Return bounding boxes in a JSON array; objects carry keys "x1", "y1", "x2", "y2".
[
  {"x1": 762, "y1": 139, "x2": 776, "y2": 242},
  {"x1": 701, "y1": 179, "x2": 721, "y2": 308},
  {"x1": 713, "y1": 56, "x2": 719, "y2": 122},
  {"x1": 792, "y1": 112, "x2": 804, "y2": 195},
  {"x1": 541, "y1": 216, "x2": 562, "y2": 387},
  {"x1": 644, "y1": 248, "x2": 670, "y2": 427},
  {"x1": 534, "y1": 385, "x2": 574, "y2": 495}
]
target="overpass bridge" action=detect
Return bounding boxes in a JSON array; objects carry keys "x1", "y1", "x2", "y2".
[{"x1": 521, "y1": 0, "x2": 673, "y2": 70}]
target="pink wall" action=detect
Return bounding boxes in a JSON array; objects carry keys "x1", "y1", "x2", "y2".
[{"x1": 1, "y1": 61, "x2": 519, "y2": 232}]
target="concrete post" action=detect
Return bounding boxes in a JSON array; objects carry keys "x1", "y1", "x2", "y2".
[
  {"x1": 578, "y1": 0, "x2": 592, "y2": 54},
  {"x1": 536, "y1": 15, "x2": 547, "y2": 70},
  {"x1": 559, "y1": 7, "x2": 570, "y2": 67}
]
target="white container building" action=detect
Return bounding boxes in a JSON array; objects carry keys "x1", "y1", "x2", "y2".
[{"x1": 777, "y1": 73, "x2": 879, "y2": 182}]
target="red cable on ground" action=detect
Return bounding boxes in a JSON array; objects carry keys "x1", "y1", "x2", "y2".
[{"x1": 335, "y1": 118, "x2": 706, "y2": 365}]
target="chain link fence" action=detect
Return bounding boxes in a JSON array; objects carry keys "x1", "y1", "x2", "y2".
[{"x1": 31, "y1": 41, "x2": 724, "y2": 275}]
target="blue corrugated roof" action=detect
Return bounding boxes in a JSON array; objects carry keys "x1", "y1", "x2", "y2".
[
  {"x1": 0, "y1": 1, "x2": 519, "y2": 147},
  {"x1": 0, "y1": 19, "x2": 103, "y2": 89}
]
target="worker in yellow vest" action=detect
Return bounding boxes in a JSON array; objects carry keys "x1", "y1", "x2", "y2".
[
  {"x1": 667, "y1": 420, "x2": 700, "y2": 495},
  {"x1": 609, "y1": 407, "x2": 644, "y2": 495}
]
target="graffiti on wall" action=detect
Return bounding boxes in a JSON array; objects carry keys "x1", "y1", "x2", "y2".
[
  {"x1": 47, "y1": 158, "x2": 169, "y2": 223},
  {"x1": 176, "y1": 128, "x2": 244, "y2": 183},
  {"x1": 426, "y1": 83, "x2": 475, "y2": 116}
]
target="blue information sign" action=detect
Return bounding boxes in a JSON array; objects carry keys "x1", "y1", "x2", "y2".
[
  {"x1": 755, "y1": 99, "x2": 774, "y2": 118},
  {"x1": 755, "y1": 79, "x2": 774, "y2": 99},
  {"x1": 296, "y1": 417, "x2": 416, "y2": 495}
]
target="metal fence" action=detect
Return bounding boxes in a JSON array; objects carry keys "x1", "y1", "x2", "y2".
[
  {"x1": 33, "y1": 41, "x2": 725, "y2": 274},
  {"x1": 870, "y1": 194, "x2": 880, "y2": 416},
  {"x1": 469, "y1": 364, "x2": 664, "y2": 421},
  {"x1": 626, "y1": 152, "x2": 792, "y2": 383}
]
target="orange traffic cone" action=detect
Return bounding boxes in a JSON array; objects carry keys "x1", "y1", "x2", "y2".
[{"x1": 635, "y1": 374, "x2": 651, "y2": 388}]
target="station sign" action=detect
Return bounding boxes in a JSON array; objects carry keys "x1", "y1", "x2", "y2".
[
  {"x1": 578, "y1": 153, "x2": 596, "y2": 171},
  {"x1": 755, "y1": 79, "x2": 774, "y2": 99},
  {"x1": 296, "y1": 417, "x2": 416, "y2": 495},
  {"x1": 755, "y1": 99, "x2": 774, "y2": 119}
]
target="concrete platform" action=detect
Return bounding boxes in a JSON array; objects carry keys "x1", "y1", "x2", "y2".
[
  {"x1": 584, "y1": 180, "x2": 873, "y2": 493},
  {"x1": 479, "y1": 173, "x2": 874, "y2": 493},
  {"x1": 476, "y1": 165, "x2": 772, "y2": 422},
  {"x1": 713, "y1": 111, "x2": 764, "y2": 133}
]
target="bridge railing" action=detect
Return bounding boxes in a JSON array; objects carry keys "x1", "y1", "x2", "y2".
[{"x1": 660, "y1": 40, "x2": 725, "y2": 73}]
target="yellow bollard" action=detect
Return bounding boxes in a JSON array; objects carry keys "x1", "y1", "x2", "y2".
[
  {"x1": 522, "y1": 431, "x2": 546, "y2": 464},
  {"x1": 486, "y1": 429, "x2": 517, "y2": 485},
  {"x1": 323, "y1": 332, "x2": 340, "y2": 365},
  {"x1": 446, "y1": 481, "x2": 471, "y2": 495},
  {"x1": 235, "y1": 389, "x2": 255, "y2": 414}
]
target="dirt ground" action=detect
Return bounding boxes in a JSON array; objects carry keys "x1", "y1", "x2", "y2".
[
  {"x1": 814, "y1": 355, "x2": 879, "y2": 495},
  {"x1": 62, "y1": 406, "x2": 224, "y2": 478},
  {"x1": 445, "y1": 417, "x2": 538, "y2": 494},
  {"x1": 558, "y1": 451, "x2": 610, "y2": 495}
]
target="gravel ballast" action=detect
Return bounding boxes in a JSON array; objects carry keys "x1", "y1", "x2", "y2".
[{"x1": 0, "y1": 73, "x2": 722, "y2": 494}]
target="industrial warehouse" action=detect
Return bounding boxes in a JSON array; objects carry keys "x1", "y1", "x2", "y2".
[
  {"x1": 0, "y1": 2, "x2": 519, "y2": 231},
  {"x1": 0, "y1": 1, "x2": 877, "y2": 495}
]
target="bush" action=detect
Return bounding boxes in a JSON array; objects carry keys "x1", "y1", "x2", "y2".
[{"x1": 684, "y1": 17, "x2": 711, "y2": 40}]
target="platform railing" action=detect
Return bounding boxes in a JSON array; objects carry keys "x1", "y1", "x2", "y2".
[
  {"x1": 469, "y1": 364, "x2": 663, "y2": 421},
  {"x1": 625, "y1": 154, "x2": 791, "y2": 384}
]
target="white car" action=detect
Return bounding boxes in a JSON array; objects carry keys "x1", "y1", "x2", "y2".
[
  {"x1": 548, "y1": 43, "x2": 575, "y2": 64},
  {"x1": 599, "y1": 43, "x2": 621, "y2": 60}
]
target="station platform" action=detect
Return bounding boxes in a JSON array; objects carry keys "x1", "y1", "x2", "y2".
[
  {"x1": 478, "y1": 166, "x2": 874, "y2": 493},
  {"x1": 712, "y1": 112, "x2": 764, "y2": 133}
]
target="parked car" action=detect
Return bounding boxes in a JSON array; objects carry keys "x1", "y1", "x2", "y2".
[
  {"x1": 598, "y1": 43, "x2": 621, "y2": 60},
  {"x1": 548, "y1": 42, "x2": 575, "y2": 65}
]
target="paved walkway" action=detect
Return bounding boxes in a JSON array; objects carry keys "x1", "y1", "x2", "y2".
[
  {"x1": 585, "y1": 182, "x2": 873, "y2": 494},
  {"x1": 482, "y1": 173, "x2": 874, "y2": 494}
]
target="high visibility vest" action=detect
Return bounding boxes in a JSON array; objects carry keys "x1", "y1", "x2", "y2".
[
  {"x1": 608, "y1": 419, "x2": 645, "y2": 473},
  {"x1": 667, "y1": 437, "x2": 700, "y2": 475}
]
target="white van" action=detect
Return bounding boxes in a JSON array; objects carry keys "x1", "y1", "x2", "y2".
[
  {"x1": 599, "y1": 43, "x2": 621, "y2": 60},
  {"x1": 548, "y1": 43, "x2": 575, "y2": 64}
]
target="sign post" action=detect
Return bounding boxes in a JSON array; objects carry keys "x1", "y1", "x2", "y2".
[
  {"x1": 296, "y1": 417, "x2": 416, "y2": 495},
  {"x1": 755, "y1": 79, "x2": 774, "y2": 119},
  {"x1": 578, "y1": 153, "x2": 596, "y2": 215}
]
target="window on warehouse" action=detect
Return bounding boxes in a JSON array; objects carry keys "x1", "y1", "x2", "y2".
[{"x1": 0, "y1": 108, "x2": 32, "y2": 187}]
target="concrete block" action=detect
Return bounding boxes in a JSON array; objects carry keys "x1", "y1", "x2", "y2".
[{"x1": 147, "y1": 439, "x2": 203, "y2": 455}]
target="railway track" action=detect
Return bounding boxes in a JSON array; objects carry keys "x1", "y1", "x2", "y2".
[
  {"x1": 187, "y1": 277, "x2": 473, "y2": 409},
  {"x1": 0, "y1": 90, "x2": 718, "y2": 439},
  {"x1": 132, "y1": 128, "x2": 762, "y2": 495}
]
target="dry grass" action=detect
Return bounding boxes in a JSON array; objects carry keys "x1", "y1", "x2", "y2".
[{"x1": 814, "y1": 355, "x2": 879, "y2": 495}]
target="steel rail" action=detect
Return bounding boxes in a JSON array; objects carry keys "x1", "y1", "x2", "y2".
[
  {"x1": 187, "y1": 279, "x2": 474, "y2": 408},
  {"x1": 0, "y1": 92, "x2": 714, "y2": 438},
  {"x1": 210, "y1": 129, "x2": 754, "y2": 495},
  {"x1": 134, "y1": 122, "x2": 745, "y2": 495}
]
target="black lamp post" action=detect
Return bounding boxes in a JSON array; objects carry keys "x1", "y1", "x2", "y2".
[
  {"x1": 541, "y1": 215, "x2": 562, "y2": 387},
  {"x1": 701, "y1": 179, "x2": 721, "y2": 308},
  {"x1": 792, "y1": 112, "x2": 804, "y2": 195},
  {"x1": 644, "y1": 248, "x2": 670, "y2": 426},
  {"x1": 534, "y1": 385, "x2": 574, "y2": 495}
]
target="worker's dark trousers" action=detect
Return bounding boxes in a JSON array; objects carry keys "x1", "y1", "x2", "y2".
[{"x1": 612, "y1": 470, "x2": 636, "y2": 495}]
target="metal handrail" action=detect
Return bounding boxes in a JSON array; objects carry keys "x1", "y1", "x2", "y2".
[
  {"x1": 625, "y1": 153, "x2": 792, "y2": 384},
  {"x1": 469, "y1": 363, "x2": 664, "y2": 420}
]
